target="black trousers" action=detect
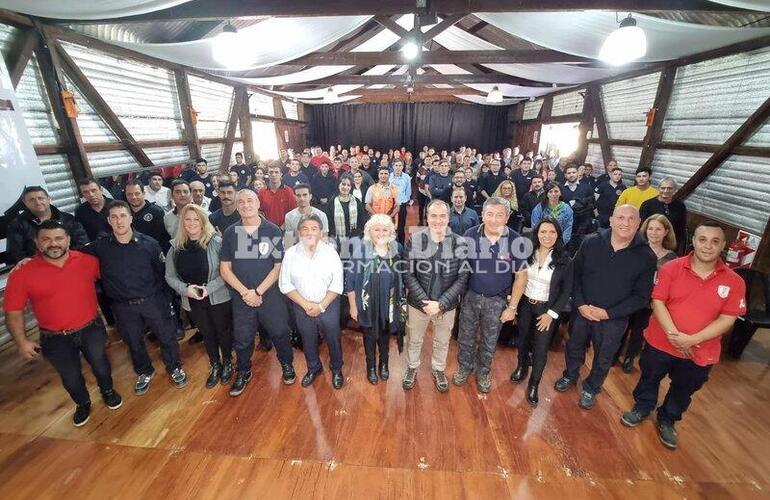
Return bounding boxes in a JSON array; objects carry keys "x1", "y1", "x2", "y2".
[
  {"x1": 293, "y1": 299, "x2": 343, "y2": 373},
  {"x1": 417, "y1": 192, "x2": 429, "y2": 225},
  {"x1": 516, "y1": 300, "x2": 559, "y2": 383},
  {"x1": 112, "y1": 293, "x2": 181, "y2": 375},
  {"x1": 187, "y1": 299, "x2": 233, "y2": 366},
  {"x1": 563, "y1": 315, "x2": 627, "y2": 394},
  {"x1": 231, "y1": 288, "x2": 294, "y2": 373},
  {"x1": 619, "y1": 308, "x2": 652, "y2": 361},
  {"x1": 396, "y1": 203, "x2": 408, "y2": 244},
  {"x1": 363, "y1": 324, "x2": 390, "y2": 367},
  {"x1": 40, "y1": 319, "x2": 114, "y2": 406},
  {"x1": 632, "y1": 344, "x2": 711, "y2": 425}
]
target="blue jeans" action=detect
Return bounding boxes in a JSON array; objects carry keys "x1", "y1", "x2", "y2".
[
  {"x1": 292, "y1": 298, "x2": 343, "y2": 373},
  {"x1": 40, "y1": 319, "x2": 114, "y2": 406}
]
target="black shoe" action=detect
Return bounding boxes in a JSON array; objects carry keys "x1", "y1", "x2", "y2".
[
  {"x1": 367, "y1": 366, "x2": 378, "y2": 385},
  {"x1": 229, "y1": 371, "x2": 252, "y2": 397},
  {"x1": 621, "y1": 408, "x2": 649, "y2": 428},
  {"x1": 554, "y1": 376, "x2": 576, "y2": 392},
  {"x1": 281, "y1": 363, "x2": 297, "y2": 385},
  {"x1": 657, "y1": 421, "x2": 678, "y2": 450},
  {"x1": 510, "y1": 364, "x2": 529, "y2": 383},
  {"x1": 526, "y1": 382, "x2": 539, "y2": 407},
  {"x1": 332, "y1": 371, "x2": 344, "y2": 389},
  {"x1": 102, "y1": 390, "x2": 123, "y2": 410},
  {"x1": 621, "y1": 357, "x2": 635, "y2": 374},
  {"x1": 578, "y1": 390, "x2": 596, "y2": 410},
  {"x1": 175, "y1": 329, "x2": 185, "y2": 341},
  {"x1": 146, "y1": 332, "x2": 158, "y2": 342},
  {"x1": 379, "y1": 362, "x2": 389, "y2": 381},
  {"x1": 301, "y1": 369, "x2": 323, "y2": 387},
  {"x1": 188, "y1": 331, "x2": 204, "y2": 344},
  {"x1": 206, "y1": 363, "x2": 221, "y2": 389},
  {"x1": 73, "y1": 403, "x2": 91, "y2": 427},
  {"x1": 220, "y1": 362, "x2": 233, "y2": 385},
  {"x1": 257, "y1": 338, "x2": 273, "y2": 352}
]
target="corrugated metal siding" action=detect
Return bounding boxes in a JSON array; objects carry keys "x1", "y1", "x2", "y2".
[
  {"x1": 601, "y1": 72, "x2": 660, "y2": 141},
  {"x1": 0, "y1": 23, "x2": 18, "y2": 60},
  {"x1": 87, "y1": 150, "x2": 141, "y2": 177},
  {"x1": 60, "y1": 42, "x2": 185, "y2": 142},
  {"x1": 662, "y1": 46, "x2": 770, "y2": 146},
  {"x1": 281, "y1": 100, "x2": 299, "y2": 120},
  {"x1": 188, "y1": 75, "x2": 234, "y2": 139},
  {"x1": 250, "y1": 93, "x2": 274, "y2": 116},
  {"x1": 585, "y1": 142, "x2": 604, "y2": 173},
  {"x1": 523, "y1": 99, "x2": 543, "y2": 120},
  {"x1": 15, "y1": 56, "x2": 60, "y2": 146},
  {"x1": 551, "y1": 89, "x2": 584, "y2": 117},
  {"x1": 64, "y1": 75, "x2": 118, "y2": 144},
  {"x1": 143, "y1": 146, "x2": 191, "y2": 167},
  {"x1": 200, "y1": 143, "x2": 225, "y2": 172},
  {"x1": 611, "y1": 145, "x2": 643, "y2": 184},
  {"x1": 38, "y1": 154, "x2": 79, "y2": 213}
]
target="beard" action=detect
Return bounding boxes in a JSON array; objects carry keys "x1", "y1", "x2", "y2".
[{"x1": 42, "y1": 246, "x2": 66, "y2": 259}]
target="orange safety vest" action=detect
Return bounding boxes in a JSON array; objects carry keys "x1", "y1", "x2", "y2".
[{"x1": 369, "y1": 183, "x2": 399, "y2": 224}]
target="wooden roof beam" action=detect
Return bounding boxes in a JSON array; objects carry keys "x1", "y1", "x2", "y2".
[{"x1": 279, "y1": 49, "x2": 590, "y2": 66}]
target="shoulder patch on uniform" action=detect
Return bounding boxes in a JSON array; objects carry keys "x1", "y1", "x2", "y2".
[{"x1": 717, "y1": 285, "x2": 730, "y2": 298}]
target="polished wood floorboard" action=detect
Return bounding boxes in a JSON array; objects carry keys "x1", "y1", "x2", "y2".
[{"x1": 0, "y1": 326, "x2": 768, "y2": 500}]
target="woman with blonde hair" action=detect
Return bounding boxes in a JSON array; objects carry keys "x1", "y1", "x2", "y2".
[
  {"x1": 618, "y1": 214, "x2": 678, "y2": 373},
  {"x1": 493, "y1": 179, "x2": 523, "y2": 233},
  {"x1": 165, "y1": 204, "x2": 233, "y2": 388},
  {"x1": 345, "y1": 214, "x2": 407, "y2": 384}
]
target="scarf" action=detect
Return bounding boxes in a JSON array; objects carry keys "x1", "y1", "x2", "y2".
[
  {"x1": 546, "y1": 201, "x2": 566, "y2": 220},
  {"x1": 333, "y1": 196, "x2": 357, "y2": 237},
  {"x1": 360, "y1": 244, "x2": 406, "y2": 352}
]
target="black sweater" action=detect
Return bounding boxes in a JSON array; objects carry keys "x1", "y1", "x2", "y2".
[{"x1": 572, "y1": 229, "x2": 656, "y2": 319}]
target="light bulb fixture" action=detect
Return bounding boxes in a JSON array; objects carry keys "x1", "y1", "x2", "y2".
[
  {"x1": 599, "y1": 14, "x2": 647, "y2": 66},
  {"x1": 486, "y1": 86, "x2": 503, "y2": 104},
  {"x1": 401, "y1": 41, "x2": 420, "y2": 60},
  {"x1": 212, "y1": 22, "x2": 242, "y2": 68},
  {"x1": 323, "y1": 87, "x2": 337, "y2": 104}
]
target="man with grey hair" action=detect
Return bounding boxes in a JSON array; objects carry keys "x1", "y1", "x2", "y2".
[
  {"x1": 190, "y1": 181, "x2": 212, "y2": 212},
  {"x1": 453, "y1": 197, "x2": 528, "y2": 393},
  {"x1": 640, "y1": 177, "x2": 688, "y2": 254}
]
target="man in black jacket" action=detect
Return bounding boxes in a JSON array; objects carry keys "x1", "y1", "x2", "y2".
[
  {"x1": 519, "y1": 175, "x2": 544, "y2": 231},
  {"x1": 124, "y1": 180, "x2": 170, "y2": 253},
  {"x1": 554, "y1": 205, "x2": 656, "y2": 410},
  {"x1": 640, "y1": 177, "x2": 688, "y2": 255},
  {"x1": 6, "y1": 186, "x2": 89, "y2": 265},
  {"x1": 402, "y1": 199, "x2": 470, "y2": 392}
]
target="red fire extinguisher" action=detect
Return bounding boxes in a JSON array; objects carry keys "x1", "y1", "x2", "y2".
[{"x1": 725, "y1": 236, "x2": 752, "y2": 268}]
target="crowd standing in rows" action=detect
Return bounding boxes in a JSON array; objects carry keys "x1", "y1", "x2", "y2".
[{"x1": 4, "y1": 144, "x2": 746, "y2": 451}]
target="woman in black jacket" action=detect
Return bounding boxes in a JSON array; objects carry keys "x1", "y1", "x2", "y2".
[{"x1": 510, "y1": 217, "x2": 573, "y2": 407}]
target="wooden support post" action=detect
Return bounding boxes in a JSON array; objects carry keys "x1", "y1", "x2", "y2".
[
  {"x1": 539, "y1": 95, "x2": 553, "y2": 121},
  {"x1": 55, "y1": 41, "x2": 154, "y2": 168},
  {"x1": 588, "y1": 83, "x2": 612, "y2": 168},
  {"x1": 639, "y1": 64, "x2": 677, "y2": 171},
  {"x1": 6, "y1": 29, "x2": 36, "y2": 89},
  {"x1": 174, "y1": 69, "x2": 200, "y2": 160},
  {"x1": 237, "y1": 89, "x2": 255, "y2": 163},
  {"x1": 676, "y1": 96, "x2": 770, "y2": 200},
  {"x1": 220, "y1": 88, "x2": 244, "y2": 173},
  {"x1": 33, "y1": 25, "x2": 91, "y2": 180},
  {"x1": 574, "y1": 89, "x2": 594, "y2": 163}
]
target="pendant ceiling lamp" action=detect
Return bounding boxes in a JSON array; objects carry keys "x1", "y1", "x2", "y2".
[{"x1": 599, "y1": 14, "x2": 647, "y2": 66}]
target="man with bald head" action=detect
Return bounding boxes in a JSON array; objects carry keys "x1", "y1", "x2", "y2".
[
  {"x1": 554, "y1": 204, "x2": 656, "y2": 410},
  {"x1": 189, "y1": 181, "x2": 212, "y2": 211}
]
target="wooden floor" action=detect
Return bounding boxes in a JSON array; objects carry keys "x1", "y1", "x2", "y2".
[{"x1": 0, "y1": 323, "x2": 769, "y2": 499}]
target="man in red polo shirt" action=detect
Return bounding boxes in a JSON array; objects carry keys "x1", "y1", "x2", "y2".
[
  {"x1": 258, "y1": 164, "x2": 296, "y2": 229},
  {"x1": 4, "y1": 220, "x2": 122, "y2": 427},
  {"x1": 620, "y1": 220, "x2": 746, "y2": 450}
]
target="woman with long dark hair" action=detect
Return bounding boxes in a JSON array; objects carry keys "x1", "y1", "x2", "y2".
[
  {"x1": 510, "y1": 217, "x2": 573, "y2": 407},
  {"x1": 324, "y1": 174, "x2": 367, "y2": 240}
]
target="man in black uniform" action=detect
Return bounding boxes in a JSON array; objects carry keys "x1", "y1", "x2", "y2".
[
  {"x1": 208, "y1": 180, "x2": 240, "y2": 234},
  {"x1": 510, "y1": 157, "x2": 535, "y2": 201},
  {"x1": 229, "y1": 152, "x2": 253, "y2": 187},
  {"x1": 189, "y1": 158, "x2": 216, "y2": 198},
  {"x1": 219, "y1": 189, "x2": 296, "y2": 397},
  {"x1": 6, "y1": 186, "x2": 89, "y2": 264},
  {"x1": 125, "y1": 180, "x2": 170, "y2": 253},
  {"x1": 594, "y1": 166, "x2": 626, "y2": 228},
  {"x1": 519, "y1": 175, "x2": 544, "y2": 231},
  {"x1": 75, "y1": 178, "x2": 111, "y2": 241},
  {"x1": 84, "y1": 201, "x2": 187, "y2": 395}
]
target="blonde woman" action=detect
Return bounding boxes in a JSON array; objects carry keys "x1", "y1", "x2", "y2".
[
  {"x1": 493, "y1": 179, "x2": 522, "y2": 232},
  {"x1": 619, "y1": 214, "x2": 678, "y2": 373},
  {"x1": 344, "y1": 214, "x2": 407, "y2": 384},
  {"x1": 165, "y1": 204, "x2": 232, "y2": 389}
]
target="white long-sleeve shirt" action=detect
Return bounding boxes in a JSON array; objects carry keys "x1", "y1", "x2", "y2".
[{"x1": 279, "y1": 240, "x2": 343, "y2": 303}]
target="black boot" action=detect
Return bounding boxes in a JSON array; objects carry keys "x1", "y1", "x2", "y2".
[
  {"x1": 621, "y1": 356, "x2": 635, "y2": 374},
  {"x1": 510, "y1": 363, "x2": 529, "y2": 383},
  {"x1": 379, "y1": 358, "x2": 389, "y2": 381},
  {"x1": 220, "y1": 360, "x2": 233, "y2": 385},
  {"x1": 366, "y1": 363, "x2": 378, "y2": 385},
  {"x1": 526, "y1": 380, "x2": 539, "y2": 407},
  {"x1": 206, "y1": 363, "x2": 221, "y2": 389}
]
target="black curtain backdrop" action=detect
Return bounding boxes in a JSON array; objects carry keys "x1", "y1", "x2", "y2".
[{"x1": 310, "y1": 102, "x2": 512, "y2": 153}]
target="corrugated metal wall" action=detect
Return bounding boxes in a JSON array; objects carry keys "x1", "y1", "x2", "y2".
[
  {"x1": 551, "y1": 89, "x2": 584, "y2": 117},
  {"x1": 585, "y1": 142, "x2": 604, "y2": 172},
  {"x1": 144, "y1": 145, "x2": 191, "y2": 167},
  {"x1": 522, "y1": 99, "x2": 543, "y2": 120},
  {"x1": 601, "y1": 72, "x2": 661, "y2": 141},
  {"x1": 200, "y1": 143, "x2": 225, "y2": 172},
  {"x1": 87, "y1": 150, "x2": 141, "y2": 177},
  {"x1": 188, "y1": 75, "x2": 234, "y2": 139},
  {"x1": 15, "y1": 56, "x2": 60, "y2": 146},
  {"x1": 64, "y1": 75, "x2": 118, "y2": 144},
  {"x1": 37, "y1": 155, "x2": 80, "y2": 213},
  {"x1": 0, "y1": 23, "x2": 17, "y2": 58}
]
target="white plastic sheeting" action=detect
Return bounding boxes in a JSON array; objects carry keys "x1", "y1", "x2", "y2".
[
  {"x1": 601, "y1": 72, "x2": 661, "y2": 141},
  {"x1": 707, "y1": 1, "x2": 770, "y2": 11},
  {"x1": 117, "y1": 16, "x2": 371, "y2": 71},
  {"x1": 663, "y1": 46, "x2": 770, "y2": 146},
  {"x1": 456, "y1": 95, "x2": 522, "y2": 106},
  {"x1": 61, "y1": 42, "x2": 185, "y2": 141},
  {"x1": 475, "y1": 12, "x2": 770, "y2": 63},
  {"x1": 0, "y1": 0, "x2": 193, "y2": 20},
  {"x1": 187, "y1": 75, "x2": 233, "y2": 138},
  {"x1": 551, "y1": 89, "x2": 584, "y2": 116}
]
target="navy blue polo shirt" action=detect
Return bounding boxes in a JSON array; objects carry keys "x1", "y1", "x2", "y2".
[
  {"x1": 190, "y1": 173, "x2": 216, "y2": 198},
  {"x1": 229, "y1": 163, "x2": 254, "y2": 185},
  {"x1": 220, "y1": 217, "x2": 284, "y2": 296},
  {"x1": 594, "y1": 181, "x2": 626, "y2": 217},
  {"x1": 83, "y1": 231, "x2": 167, "y2": 301},
  {"x1": 75, "y1": 201, "x2": 110, "y2": 242},
  {"x1": 463, "y1": 224, "x2": 528, "y2": 296}
]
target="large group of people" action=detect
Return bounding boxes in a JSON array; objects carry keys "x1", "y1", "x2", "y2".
[{"x1": 3, "y1": 143, "x2": 746, "y2": 452}]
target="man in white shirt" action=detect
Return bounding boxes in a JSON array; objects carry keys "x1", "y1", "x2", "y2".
[
  {"x1": 283, "y1": 183, "x2": 329, "y2": 239},
  {"x1": 190, "y1": 181, "x2": 212, "y2": 212},
  {"x1": 279, "y1": 213, "x2": 345, "y2": 389},
  {"x1": 144, "y1": 173, "x2": 172, "y2": 212}
]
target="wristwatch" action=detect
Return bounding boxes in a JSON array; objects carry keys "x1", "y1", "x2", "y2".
[{"x1": 319, "y1": 304, "x2": 326, "y2": 313}]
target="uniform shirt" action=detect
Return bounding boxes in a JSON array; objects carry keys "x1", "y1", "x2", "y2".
[
  {"x1": 75, "y1": 201, "x2": 110, "y2": 241},
  {"x1": 189, "y1": 173, "x2": 216, "y2": 198},
  {"x1": 427, "y1": 173, "x2": 452, "y2": 200},
  {"x1": 284, "y1": 172, "x2": 310, "y2": 189},
  {"x1": 616, "y1": 185, "x2": 659, "y2": 209},
  {"x1": 283, "y1": 207, "x2": 329, "y2": 236},
  {"x1": 209, "y1": 209, "x2": 241, "y2": 234},
  {"x1": 132, "y1": 202, "x2": 171, "y2": 253},
  {"x1": 279, "y1": 240, "x2": 343, "y2": 303},
  {"x1": 463, "y1": 224, "x2": 527, "y2": 296},
  {"x1": 229, "y1": 162, "x2": 254, "y2": 186},
  {"x1": 644, "y1": 255, "x2": 746, "y2": 366},
  {"x1": 259, "y1": 184, "x2": 296, "y2": 228},
  {"x1": 144, "y1": 185, "x2": 172, "y2": 212},
  {"x1": 4, "y1": 251, "x2": 100, "y2": 331},
  {"x1": 594, "y1": 181, "x2": 626, "y2": 217},
  {"x1": 219, "y1": 218, "x2": 284, "y2": 297},
  {"x1": 478, "y1": 171, "x2": 507, "y2": 198},
  {"x1": 449, "y1": 206, "x2": 480, "y2": 235},
  {"x1": 510, "y1": 169, "x2": 535, "y2": 201},
  {"x1": 82, "y1": 232, "x2": 167, "y2": 301}
]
